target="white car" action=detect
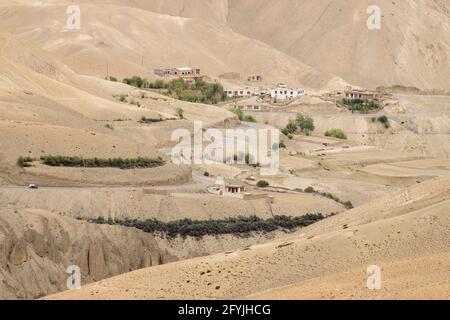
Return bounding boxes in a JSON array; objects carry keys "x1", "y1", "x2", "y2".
[{"x1": 28, "y1": 184, "x2": 39, "y2": 189}]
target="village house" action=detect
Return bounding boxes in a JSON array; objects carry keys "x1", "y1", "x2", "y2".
[
  {"x1": 154, "y1": 66, "x2": 203, "y2": 84},
  {"x1": 209, "y1": 177, "x2": 246, "y2": 197},
  {"x1": 225, "y1": 87, "x2": 255, "y2": 98},
  {"x1": 247, "y1": 75, "x2": 263, "y2": 82},
  {"x1": 233, "y1": 96, "x2": 271, "y2": 112},
  {"x1": 344, "y1": 89, "x2": 380, "y2": 101},
  {"x1": 270, "y1": 83, "x2": 305, "y2": 100}
]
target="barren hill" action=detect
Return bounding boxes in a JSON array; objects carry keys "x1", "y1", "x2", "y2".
[
  {"x1": 106, "y1": 0, "x2": 450, "y2": 91},
  {"x1": 0, "y1": 1, "x2": 344, "y2": 89},
  {"x1": 44, "y1": 175, "x2": 450, "y2": 299}
]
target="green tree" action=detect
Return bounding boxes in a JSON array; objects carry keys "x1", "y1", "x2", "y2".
[{"x1": 296, "y1": 114, "x2": 315, "y2": 134}]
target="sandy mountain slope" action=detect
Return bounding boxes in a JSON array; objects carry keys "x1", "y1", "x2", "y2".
[
  {"x1": 0, "y1": 32, "x2": 232, "y2": 186},
  {"x1": 0, "y1": 1, "x2": 345, "y2": 89},
  {"x1": 225, "y1": 0, "x2": 450, "y2": 91},
  {"x1": 119, "y1": 0, "x2": 450, "y2": 91},
  {"x1": 0, "y1": 207, "x2": 174, "y2": 300},
  {"x1": 45, "y1": 175, "x2": 450, "y2": 300}
]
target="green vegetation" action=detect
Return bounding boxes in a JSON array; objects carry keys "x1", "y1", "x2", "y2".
[
  {"x1": 113, "y1": 94, "x2": 128, "y2": 103},
  {"x1": 325, "y1": 128, "x2": 347, "y2": 140},
  {"x1": 104, "y1": 124, "x2": 114, "y2": 130},
  {"x1": 87, "y1": 214, "x2": 326, "y2": 239},
  {"x1": 39, "y1": 155, "x2": 164, "y2": 169},
  {"x1": 231, "y1": 109, "x2": 256, "y2": 123},
  {"x1": 302, "y1": 186, "x2": 353, "y2": 209},
  {"x1": 281, "y1": 114, "x2": 315, "y2": 137},
  {"x1": 176, "y1": 107, "x2": 184, "y2": 119},
  {"x1": 376, "y1": 115, "x2": 390, "y2": 128},
  {"x1": 257, "y1": 180, "x2": 270, "y2": 188},
  {"x1": 139, "y1": 116, "x2": 164, "y2": 124},
  {"x1": 123, "y1": 76, "x2": 145, "y2": 88},
  {"x1": 120, "y1": 76, "x2": 227, "y2": 104},
  {"x1": 203, "y1": 171, "x2": 210, "y2": 177},
  {"x1": 17, "y1": 156, "x2": 35, "y2": 167},
  {"x1": 272, "y1": 141, "x2": 286, "y2": 150},
  {"x1": 339, "y1": 98, "x2": 381, "y2": 113},
  {"x1": 167, "y1": 78, "x2": 226, "y2": 104},
  {"x1": 148, "y1": 79, "x2": 167, "y2": 89},
  {"x1": 106, "y1": 76, "x2": 118, "y2": 82},
  {"x1": 296, "y1": 114, "x2": 315, "y2": 134}
]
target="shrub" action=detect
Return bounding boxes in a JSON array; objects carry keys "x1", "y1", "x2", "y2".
[
  {"x1": 108, "y1": 76, "x2": 118, "y2": 82},
  {"x1": 123, "y1": 76, "x2": 145, "y2": 88},
  {"x1": 243, "y1": 114, "x2": 256, "y2": 123},
  {"x1": 17, "y1": 156, "x2": 35, "y2": 167},
  {"x1": 272, "y1": 141, "x2": 286, "y2": 150},
  {"x1": 176, "y1": 108, "x2": 184, "y2": 119},
  {"x1": 257, "y1": 180, "x2": 270, "y2": 188},
  {"x1": 203, "y1": 171, "x2": 210, "y2": 177},
  {"x1": 304, "y1": 186, "x2": 315, "y2": 193},
  {"x1": 231, "y1": 109, "x2": 256, "y2": 123},
  {"x1": 113, "y1": 94, "x2": 128, "y2": 103},
  {"x1": 285, "y1": 120, "x2": 298, "y2": 134},
  {"x1": 104, "y1": 124, "x2": 114, "y2": 130},
  {"x1": 325, "y1": 128, "x2": 347, "y2": 139},
  {"x1": 377, "y1": 115, "x2": 390, "y2": 128},
  {"x1": 342, "y1": 201, "x2": 354, "y2": 209},
  {"x1": 139, "y1": 116, "x2": 163, "y2": 124}
]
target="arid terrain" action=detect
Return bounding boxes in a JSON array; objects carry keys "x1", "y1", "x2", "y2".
[{"x1": 0, "y1": 0, "x2": 449, "y2": 300}]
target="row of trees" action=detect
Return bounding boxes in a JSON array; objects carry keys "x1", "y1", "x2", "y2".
[
  {"x1": 118, "y1": 76, "x2": 227, "y2": 105},
  {"x1": 89, "y1": 214, "x2": 326, "y2": 239},
  {"x1": 339, "y1": 98, "x2": 381, "y2": 113},
  {"x1": 39, "y1": 155, "x2": 164, "y2": 169}
]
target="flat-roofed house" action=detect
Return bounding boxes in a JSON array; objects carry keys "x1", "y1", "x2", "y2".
[
  {"x1": 270, "y1": 83, "x2": 305, "y2": 100},
  {"x1": 225, "y1": 87, "x2": 254, "y2": 98}
]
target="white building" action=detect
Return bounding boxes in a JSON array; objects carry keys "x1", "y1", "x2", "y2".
[{"x1": 270, "y1": 84, "x2": 305, "y2": 100}]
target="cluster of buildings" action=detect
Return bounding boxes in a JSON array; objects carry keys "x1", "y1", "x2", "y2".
[
  {"x1": 225, "y1": 83, "x2": 306, "y2": 101},
  {"x1": 153, "y1": 66, "x2": 203, "y2": 84},
  {"x1": 323, "y1": 88, "x2": 383, "y2": 102}
]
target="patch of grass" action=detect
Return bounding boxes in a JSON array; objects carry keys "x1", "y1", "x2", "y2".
[
  {"x1": 39, "y1": 155, "x2": 164, "y2": 169},
  {"x1": 325, "y1": 128, "x2": 347, "y2": 139},
  {"x1": 87, "y1": 214, "x2": 326, "y2": 239}
]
